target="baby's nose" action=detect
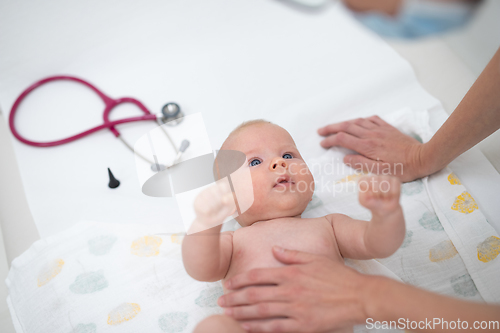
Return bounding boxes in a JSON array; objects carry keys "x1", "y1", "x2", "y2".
[{"x1": 269, "y1": 157, "x2": 288, "y2": 171}]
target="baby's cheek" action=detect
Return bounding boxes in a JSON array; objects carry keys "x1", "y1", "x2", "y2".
[
  {"x1": 294, "y1": 165, "x2": 314, "y2": 185},
  {"x1": 248, "y1": 175, "x2": 267, "y2": 203},
  {"x1": 290, "y1": 162, "x2": 307, "y2": 176},
  {"x1": 231, "y1": 169, "x2": 260, "y2": 215}
]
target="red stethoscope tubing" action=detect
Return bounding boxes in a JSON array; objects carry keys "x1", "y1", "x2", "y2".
[{"x1": 9, "y1": 75, "x2": 157, "y2": 147}]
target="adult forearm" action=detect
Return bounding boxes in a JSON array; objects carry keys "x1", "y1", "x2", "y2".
[
  {"x1": 366, "y1": 276, "x2": 500, "y2": 332},
  {"x1": 421, "y1": 48, "x2": 500, "y2": 175}
]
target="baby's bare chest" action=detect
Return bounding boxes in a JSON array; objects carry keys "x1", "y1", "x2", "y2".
[{"x1": 225, "y1": 218, "x2": 341, "y2": 281}]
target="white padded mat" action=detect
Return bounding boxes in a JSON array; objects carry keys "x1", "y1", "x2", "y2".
[
  {"x1": 6, "y1": 108, "x2": 500, "y2": 332},
  {"x1": 1, "y1": 0, "x2": 499, "y2": 239},
  {"x1": 6, "y1": 220, "x2": 404, "y2": 333}
]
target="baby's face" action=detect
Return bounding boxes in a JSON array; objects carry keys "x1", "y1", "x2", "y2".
[{"x1": 221, "y1": 123, "x2": 314, "y2": 226}]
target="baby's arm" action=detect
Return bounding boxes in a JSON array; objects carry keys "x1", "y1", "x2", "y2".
[
  {"x1": 181, "y1": 180, "x2": 236, "y2": 282},
  {"x1": 327, "y1": 175, "x2": 405, "y2": 259}
]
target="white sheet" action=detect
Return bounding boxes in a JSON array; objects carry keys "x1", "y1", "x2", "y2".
[{"x1": 1, "y1": 0, "x2": 499, "y2": 239}]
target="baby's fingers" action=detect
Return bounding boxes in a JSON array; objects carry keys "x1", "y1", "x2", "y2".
[
  {"x1": 358, "y1": 175, "x2": 401, "y2": 213},
  {"x1": 358, "y1": 175, "x2": 400, "y2": 199},
  {"x1": 221, "y1": 193, "x2": 237, "y2": 216},
  {"x1": 214, "y1": 178, "x2": 233, "y2": 196},
  {"x1": 222, "y1": 192, "x2": 233, "y2": 204}
]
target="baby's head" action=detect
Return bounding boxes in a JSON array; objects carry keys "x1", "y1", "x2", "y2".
[{"x1": 219, "y1": 120, "x2": 314, "y2": 226}]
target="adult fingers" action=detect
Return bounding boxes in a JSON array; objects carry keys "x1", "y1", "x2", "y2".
[
  {"x1": 272, "y1": 246, "x2": 318, "y2": 265},
  {"x1": 240, "y1": 318, "x2": 298, "y2": 333},
  {"x1": 219, "y1": 286, "x2": 289, "y2": 307},
  {"x1": 351, "y1": 117, "x2": 379, "y2": 129},
  {"x1": 224, "y1": 266, "x2": 288, "y2": 290},
  {"x1": 367, "y1": 115, "x2": 388, "y2": 127},
  {"x1": 318, "y1": 117, "x2": 381, "y2": 135},
  {"x1": 344, "y1": 154, "x2": 384, "y2": 174},
  {"x1": 317, "y1": 121, "x2": 371, "y2": 138},
  {"x1": 226, "y1": 302, "x2": 292, "y2": 321},
  {"x1": 344, "y1": 154, "x2": 406, "y2": 180},
  {"x1": 319, "y1": 132, "x2": 369, "y2": 153}
]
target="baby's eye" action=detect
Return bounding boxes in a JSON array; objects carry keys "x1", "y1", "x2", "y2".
[
  {"x1": 282, "y1": 153, "x2": 293, "y2": 159},
  {"x1": 249, "y1": 159, "x2": 261, "y2": 167}
]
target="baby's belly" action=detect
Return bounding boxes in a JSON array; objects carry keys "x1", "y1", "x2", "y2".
[{"x1": 224, "y1": 218, "x2": 342, "y2": 286}]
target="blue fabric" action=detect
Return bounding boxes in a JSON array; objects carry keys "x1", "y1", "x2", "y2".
[{"x1": 351, "y1": 0, "x2": 476, "y2": 39}]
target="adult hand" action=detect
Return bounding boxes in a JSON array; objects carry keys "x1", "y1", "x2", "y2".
[
  {"x1": 218, "y1": 247, "x2": 374, "y2": 332},
  {"x1": 317, "y1": 115, "x2": 429, "y2": 182}
]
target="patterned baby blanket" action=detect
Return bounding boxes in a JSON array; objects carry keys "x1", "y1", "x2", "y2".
[{"x1": 6, "y1": 109, "x2": 500, "y2": 333}]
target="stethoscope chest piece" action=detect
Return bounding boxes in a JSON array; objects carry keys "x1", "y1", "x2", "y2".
[{"x1": 160, "y1": 102, "x2": 184, "y2": 126}]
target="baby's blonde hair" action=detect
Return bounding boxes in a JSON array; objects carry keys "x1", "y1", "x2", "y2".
[
  {"x1": 230, "y1": 119, "x2": 272, "y2": 136},
  {"x1": 220, "y1": 119, "x2": 274, "y2": 152}
]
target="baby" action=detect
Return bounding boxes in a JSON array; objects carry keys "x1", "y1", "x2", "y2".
[{"x1": 182, "y1": 120, "x2": 406, "y2": 333}]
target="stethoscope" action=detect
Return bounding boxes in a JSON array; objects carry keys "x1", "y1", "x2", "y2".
[{"x1": 9, "y1": 75, "x2": 189, "y2": 171}]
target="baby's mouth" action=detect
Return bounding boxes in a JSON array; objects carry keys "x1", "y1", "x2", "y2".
[{"x1": 274, "y1": 175, "x2": 294, "y2": 188}]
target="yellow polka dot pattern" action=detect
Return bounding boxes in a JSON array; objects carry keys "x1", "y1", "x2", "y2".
[
  {"x1": 477, "y1": 236, "x2": 500, "y2": 263},
  {"x1": 451, "y1": 191, "x2": 478, "y2": 214},
  {"x1": 337, "y1": 172, "x2": 367, "y2": 183},
  {"x1": 429, "y1": 240, "x2": 458, "y2": 262},
  {"x1": 37, "y1": 259, "x2": 64, "y2": 287},
  {"x1": 447, "y1": 172, "x2": 462, "y2": 185},
  {"x1": 170, "y1": 234, "x2": 182, "y2": 244},
  {"x1": 131, "y1": 236, "x2": 162, "y2": 257},
  {"x1": 107, "y1": 302, "x2": 141, "y2": 325}
]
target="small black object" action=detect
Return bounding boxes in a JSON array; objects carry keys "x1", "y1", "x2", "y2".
[{"x1": 108, "y1": 168, "x2": 120, "y2": 189}]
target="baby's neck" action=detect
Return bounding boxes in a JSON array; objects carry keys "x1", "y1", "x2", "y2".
[{"x1": 249, "y1": 214, "x2": 302, "y2": 227}]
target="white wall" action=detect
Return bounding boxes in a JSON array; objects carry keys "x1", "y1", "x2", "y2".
[{"x1": 443, "y1": 0, "x2": 500, "y2": 76}]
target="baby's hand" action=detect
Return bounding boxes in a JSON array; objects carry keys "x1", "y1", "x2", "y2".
[
  {"x1": 193, "y1": 179, "x2": 237, "y2": 229},
  {"x1": 357, "y1": 175, "x2": 401, "y2": 216}
]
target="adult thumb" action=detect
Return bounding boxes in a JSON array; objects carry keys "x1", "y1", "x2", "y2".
[{"x1": 272, "y1": 246, "x2": 316, "y2": 265}]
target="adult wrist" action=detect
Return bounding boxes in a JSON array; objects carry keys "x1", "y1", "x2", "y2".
[
  {"x1": 418, "y1": 141, "x2": 448, "y2": 178},
  {"x1": 361, "y1": 275, "x2": 394, "y2": 323}
]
